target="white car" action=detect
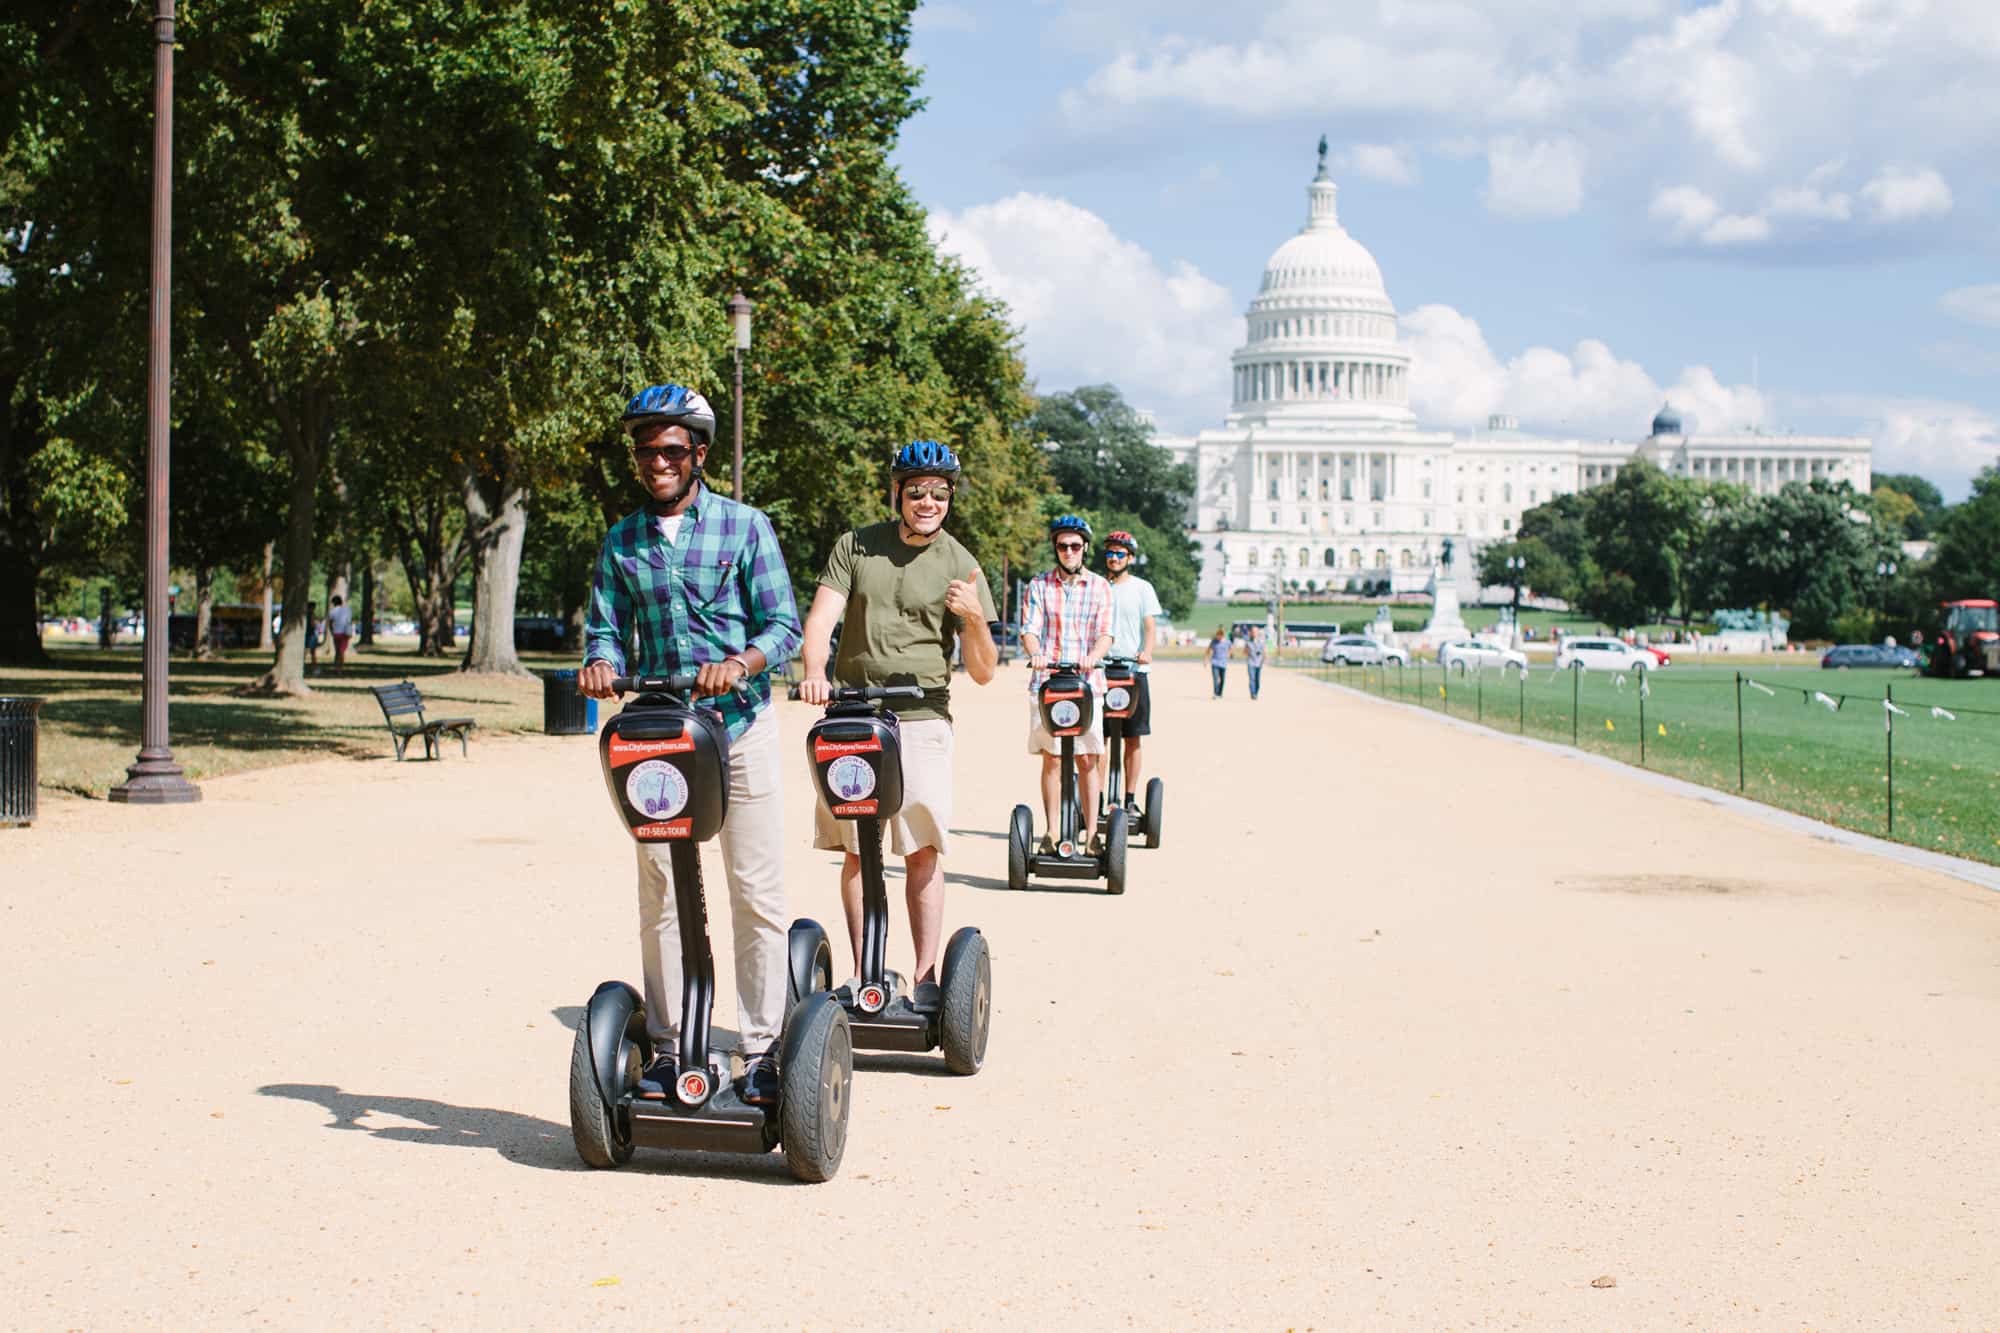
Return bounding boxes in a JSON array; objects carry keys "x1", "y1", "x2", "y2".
[
  {"x1": 1437, "y1": 639, "x2": 1528, "y2": 675},
  {"x1": 1319, "y1": 634, "x2": 1409, "y2": 667},
  {"x1": 1556, "y1": 636, "x2": 1653, "y2": 672}
]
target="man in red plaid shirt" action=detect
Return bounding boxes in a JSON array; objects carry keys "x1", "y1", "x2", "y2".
[{"x1": 1020, "y1": 514, "x2": 1114, "y2": 853}]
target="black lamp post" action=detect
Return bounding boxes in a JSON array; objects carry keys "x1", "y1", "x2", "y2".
[
  {"x1": 110, "y1": 0, "x2": 200, "y2": 806},
  {"x1": 727, "y1": 290, "x2": 752, "y2": 499}
]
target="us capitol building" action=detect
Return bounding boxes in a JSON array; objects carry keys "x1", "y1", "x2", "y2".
[{"x1": 1155, "y1": 146, "x2": 1873, "y2": 601}]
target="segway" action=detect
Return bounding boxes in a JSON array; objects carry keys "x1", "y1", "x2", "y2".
[
  {"x1": 1097, "y1": 656, "x2": 1164, "y2": 850},
  {"x1": 807, "y1": 685, "x2": 993, "y2": 1074},
  {"x1": 567, "y1": 672, "x2": 853, "y2": 1182},
  {"x1": 1007, "y1": 663, "x2": 1128, "y2": 894}
]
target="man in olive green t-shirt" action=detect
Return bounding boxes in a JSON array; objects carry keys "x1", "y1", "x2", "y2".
[{"x1": 799, "y1": 441, "x2": 998, "y2": 1009}]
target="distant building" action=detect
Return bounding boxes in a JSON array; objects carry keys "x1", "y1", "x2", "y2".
[{"x1": 1155, "y1": 149, "x2": 1872, "y2": 601}]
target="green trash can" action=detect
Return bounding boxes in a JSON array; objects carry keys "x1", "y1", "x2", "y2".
[{"x1": 1, "y1": 696, "x2": 45, "y2": 828}]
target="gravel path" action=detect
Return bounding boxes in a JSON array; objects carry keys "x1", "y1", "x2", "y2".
[{"x1": 6, "y1": 661, "x2": 1998, "y2": 1328}]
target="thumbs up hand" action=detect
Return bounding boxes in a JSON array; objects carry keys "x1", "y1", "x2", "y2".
[{"x1": 944, "y1": 575, "x2": 981, "y2": 620}]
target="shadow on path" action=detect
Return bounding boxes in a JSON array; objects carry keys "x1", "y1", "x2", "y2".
[
  {"x1": 258, "y1": 1079, "x2": 799, "y2": 1184},
  {"x1": 854, "y1": 1052, "x2": 957, "y2": 1079},
  {"x1": 257, "y1": 1082, "x2": 577, "y2": 1171}
]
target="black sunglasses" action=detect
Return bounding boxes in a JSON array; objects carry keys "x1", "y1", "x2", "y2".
[{"x1": 631, "y1": 444, "x2": 695, "y2": 464}]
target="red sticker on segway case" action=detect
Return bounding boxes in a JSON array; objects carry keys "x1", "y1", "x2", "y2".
[
  {"x1": 813, "y1": 736, "x2": 881, "y2": 761},
  {"x1": 610, "y1": 732, "x2": 693, "y2": 764},
  {"x1": 831, "y1": 800, "x2": 879, "y2": 817},
  {"x1": 633, "y1": 818, "x2": 694, "y2": 840}
]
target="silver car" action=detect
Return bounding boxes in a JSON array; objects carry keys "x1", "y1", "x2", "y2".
[
  {"x1": 1319, "y1": 634, "x2": 1409, "y2": 667},
  {"x1": 1437, "y1": 639, "x2": 1529, "y2": 675}
]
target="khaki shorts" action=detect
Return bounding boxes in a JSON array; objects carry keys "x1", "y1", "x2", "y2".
[
  {"x1": 1027, "y1": 692, "x2": 1106, "y2": 756},
  {"x1": 814, "y1": 716, "x2": 954, "y2": 857}
]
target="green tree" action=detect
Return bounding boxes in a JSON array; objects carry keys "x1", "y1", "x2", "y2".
[
  {"x1": 1709, "y1": 480, "x2": 1899, "y2": 638},
  {"x1": 1026, "y1": 385, "x2": 1196, "y2": 535},
  {"x1": 1929, "y1": 467, "x2": 2000, "y2": 602},
  {"x1": 1515, "y1": 492, "x2": 1596, "y2": 603},
  {"x1": 1476, "y1": 537, "x2": 1572, "y2": 608},
  {"x1": 1872, "y1": 471, "x2": 1946, "y2": 539}
]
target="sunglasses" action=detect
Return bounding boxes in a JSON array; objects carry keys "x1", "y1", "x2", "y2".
[
  {"x1": 1105, "y1": 550, "x2": 1131, "y2": 560},
  {"x1": 903, "y1": 482, "x2": 954, "y2": 502},
  {"x1": 631, "y1": 444, "x2": 695, "y2": 465},
  {"x1": 1054, "y1": 540, "x2": 1086, "y2": 553}
]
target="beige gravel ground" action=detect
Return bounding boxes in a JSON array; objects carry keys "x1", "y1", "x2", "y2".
[{"x1": 5, "y1": 660, "x2": 2000, "y2": 1330}]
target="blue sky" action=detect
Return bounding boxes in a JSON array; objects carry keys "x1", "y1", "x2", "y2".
[{"x1": 892, "y1": 0, "x2": 2000, "y2": 498}]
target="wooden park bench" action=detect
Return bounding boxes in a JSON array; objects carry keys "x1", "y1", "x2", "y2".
[{"x1": 369, "y1": 680, "x2": 477, "y2": 761}]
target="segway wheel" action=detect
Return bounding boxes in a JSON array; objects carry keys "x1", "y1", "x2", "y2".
[
  {"x1": 778, "y1": 994, "x2": 853, "y2": 1183},
  {"x1": 1143, "y1": 778, "x2": 1164, "y2": 850},
  {"x1": 787, "y1": 918, "x2": 834, "y2": 1006},
  {"x1": 1104, "y1": 806, "x2": 1129, "y2": 896},
  {"x1": 568, "y1": 984, "x2": 642, "y2": 1168},
  {"x1": 938, "y1": 926, "x2": 992, "y2": 1075},
  {"x1": 1007, "y1": 803, "x2": 1033, "y2": 891}
]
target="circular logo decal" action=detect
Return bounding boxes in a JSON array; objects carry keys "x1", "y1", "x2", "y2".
[
  {"x1": 626, "y1": 759, "x2": 689, "y2": 819},
  {"x1": 826, "y1": 754, "x2": 876, "y2": 801},
  {"x1": 1105, "y1": 686, "x2": 1131, "y2": 711},
  {"x1": 1049, "y1": 699, "x2": 1081, "y2": 728}
]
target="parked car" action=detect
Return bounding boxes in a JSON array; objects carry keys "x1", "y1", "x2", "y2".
[
  {"x1": 1555, "y1": 636, "x2": 1654, "y2": 672},
  {"x1": 1437, "y1": 639, "x2": 1528, "y2": 674},
  {"x1": 1319, "y1": 634, "x2": 1409, "y2": 667},
  {"x1": 1821, "y1": 644, "x2": 1920, "y2": 670}
]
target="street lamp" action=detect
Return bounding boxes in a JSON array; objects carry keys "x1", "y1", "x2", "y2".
[
  {"x1": 110, "y1": 0, "x2": 199, "y2": 807},
  {"x1": 727, "y1": 290, "x2": 752, "y2": 499}
]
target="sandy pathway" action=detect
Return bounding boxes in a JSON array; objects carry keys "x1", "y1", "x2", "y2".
[{"x1": 4, "y1": 661, "x2": 1998, "y2": 1329}]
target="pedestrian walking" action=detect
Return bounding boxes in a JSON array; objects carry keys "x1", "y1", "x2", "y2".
[
  {"x1": 327, "y1": 595, "x2": 354, "y2": 675},
  {"x1": 1207, "y1": 625, "x2": 1230, "y2": 698},
  {"x1": 1246, "y1": 626, "x2": 1266, "y2": 700}
]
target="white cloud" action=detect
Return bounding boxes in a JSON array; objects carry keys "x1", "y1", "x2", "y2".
[
  {"x1": 1399, "y1": 303, "x2": 1767, "y2": 439},
  {"x1": 1843, "y1": 399, "x2": 2000, "y2": 497},
  {"x1": 1861, "y1": 165, "x2": 1953, "y2": 222},
  {"x1": 1047, "y1": 2, "x2": 1999, "y2": 254},
  {"x1": 927, "y1": 193, "x2": 1237, "y2": 429},
  {"x1": 1939, "y1": 283, "x2": 2000, "y2": 327},
  {"x1": 1481, "y1": 137, "x2": 1585, "y2": 218},
  {"x1": 1649, "y1": 184, "x2": 1768, "y2": 246},
  {"x1": 1342, "y1": 143, "x2": 1416, "y2": 186}
]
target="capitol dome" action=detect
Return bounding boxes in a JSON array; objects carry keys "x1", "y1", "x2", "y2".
[{"x1": 1229, "y1": 144, "x2": 1413, "y2": 427}]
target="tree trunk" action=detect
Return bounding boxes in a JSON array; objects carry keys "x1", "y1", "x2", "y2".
[
  {"x1": 329, "y1": 559, "x2": 350, "y2": 621},
  {"x1": 459, "y1": 467, "x2": 530, "y2": 675},
  {"x1": 0, "y1": 543, "x2": 45, "y2": 665},
  {"x1": 253, "y1": 434, "x2": 322, "y2": 696},
  {"x1": 257, "y1": 540, "x2": 275, "y2": 650},
  {"x1": 193, "y1": 566, "x2": 216, "y2": 660},
  {"x1": 359, "y1": 563, "x2": 375, "y2": 647},
  {"x1": 392, "y1": 492, "x2": 463, "y2": 658}
]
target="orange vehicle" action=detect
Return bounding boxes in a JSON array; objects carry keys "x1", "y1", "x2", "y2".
[{"x1": 1929, "y1": 599, "x2": 2000, "y2": 678}]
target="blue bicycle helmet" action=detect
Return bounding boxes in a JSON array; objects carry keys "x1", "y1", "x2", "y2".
[
  {"x1": 892, "y1": 439, "x2": 961, "y2": 481},
  {"x1": 620, "y1": 384, "x2": 715, "y2": 445},
  {"x1": 1048, "y1": 514, "x2": 1092, "y2": 542}
]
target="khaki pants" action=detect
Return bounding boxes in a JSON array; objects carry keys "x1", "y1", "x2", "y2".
[
  {"x1": 634, "y1": 706, "x2": 787, "y2": 1057},
  {"x1": 814, "y1": 717, "x2": 954, "y2": 856}
]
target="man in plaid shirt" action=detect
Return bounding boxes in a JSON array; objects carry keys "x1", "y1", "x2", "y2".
[
  {"x1": 579, "y1": 384, "x2": 802, "y2": 1109},
  {"x1": 1020, "y1": 514, "x2": 1114, "y2": 853}
]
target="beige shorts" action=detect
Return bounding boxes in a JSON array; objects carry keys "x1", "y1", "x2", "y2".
[
  {"x1": 814, "y1": 716, "x2": 954, "y2": 857},
  {"x1": 1027, "y1": 691, "x2": 1106, "y2": 756}
]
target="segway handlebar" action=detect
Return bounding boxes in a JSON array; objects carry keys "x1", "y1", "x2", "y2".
[
  {"x1": 825, "y1": 684, "x2": 925, "y2": 704},
  {"x1": 604, "y1": 671, "x2": 750, "y2": 698}
]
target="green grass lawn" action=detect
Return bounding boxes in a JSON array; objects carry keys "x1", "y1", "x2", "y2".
[
  {"x1": 1, "y1": 640, "x2": 582, "y2": 798},
  {"x1": 1304, "y1": 658, "x2": 2000, "y2": 866}
]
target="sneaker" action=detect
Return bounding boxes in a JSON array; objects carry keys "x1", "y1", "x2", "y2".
[
  {"x1": 636, "y1": 1049, "x2": 677, "y2": 1101},
  {"x1": 1088, "y1": 832, "x2": 1105, "y2": 855},
  {"x1": 738, "y1": 1049, "x2": 779, "y2": 1107},
  {"x1": 1124, "y1": 795, "x2": 1142, "y2": 818},
  {"x1": 1037, "y1": 835, "x2": 1056, "y2": 855},
  {"x1": 911, "y1": 979, "x2": 942, "y2": 1013}
]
